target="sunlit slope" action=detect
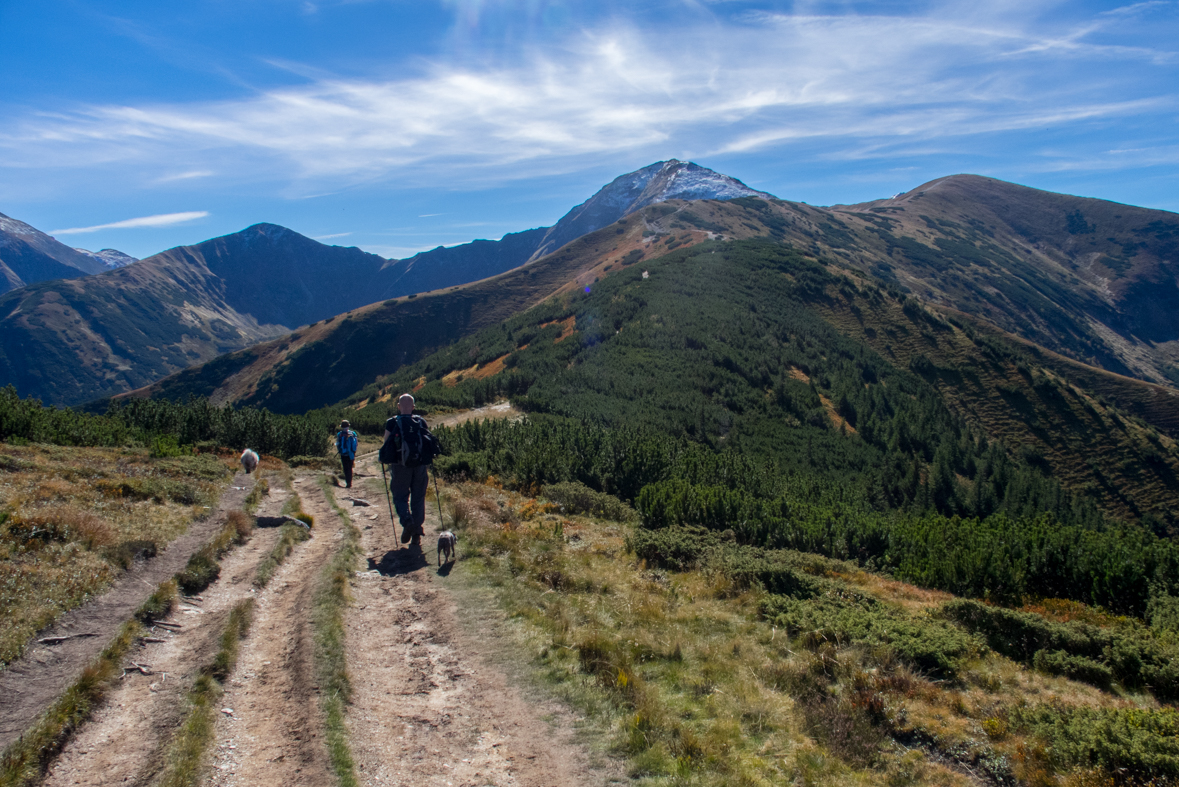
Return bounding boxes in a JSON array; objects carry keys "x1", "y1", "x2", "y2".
[{"x1": 0, "y1": 224, "x2": 398, "y2": 406}]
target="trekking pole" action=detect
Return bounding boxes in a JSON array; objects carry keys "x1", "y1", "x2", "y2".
[
  {"x1": 431, "y1": 465, "x2": 445, "y2": 529},
  {"x1": 380, "y1": 461, "x2": 398, "y2": 543}
]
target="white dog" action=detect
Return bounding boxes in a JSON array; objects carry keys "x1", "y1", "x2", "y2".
[{"x1": 240, "y1": 449, "x2": 260, "y2": 474}]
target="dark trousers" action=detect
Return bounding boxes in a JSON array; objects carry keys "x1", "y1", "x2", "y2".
[
  {"x1": 339, "y1": 456, "x2": 354, "y2": 488},
  {"x1": 390, "y1": 464, "x2": 429, "y2": 535}
]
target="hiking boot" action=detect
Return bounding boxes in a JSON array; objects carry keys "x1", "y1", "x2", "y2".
[
  {"x1": 401, "y1": 527, "x2": 411, "y2": 544},
  {"x1": 411, "y1": 534, "x2": 421, "y2": 547}
]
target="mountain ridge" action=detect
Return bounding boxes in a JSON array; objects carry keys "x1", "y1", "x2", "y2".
[
  {"x1": 129, "y1": 174, "x2": 1179, "y2": 423},
  {"x1": 0, "y1": 211, "x2": 108, "y2": 294},
  {"x1": 0, "y1": 161, "x2": 783, "y2": 406}
]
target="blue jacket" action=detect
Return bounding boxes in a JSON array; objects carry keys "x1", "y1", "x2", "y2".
[{"x1": 336, "y1": 429, "x2": 358, "y2": 459}]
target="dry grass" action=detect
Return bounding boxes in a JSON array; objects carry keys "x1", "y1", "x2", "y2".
[
  {"x1": 0, "y1": 444, "x2": 229, "y2": 666},
  {"x1": 445, "y1": 480, "x2": 1170, "y2": 787}
]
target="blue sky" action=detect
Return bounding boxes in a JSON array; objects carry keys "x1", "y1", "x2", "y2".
[{"x1": 1, "y1": 1, "x2": 1176, "y2": 259}]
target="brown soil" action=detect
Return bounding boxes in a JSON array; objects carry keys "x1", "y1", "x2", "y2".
[{"x1": 0, "y1": 471, "x2": 256, "y2": 752}]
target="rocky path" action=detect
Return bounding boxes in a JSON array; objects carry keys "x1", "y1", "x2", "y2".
[
  {"x1": 203, "y1": 475, "x2": 339, "y2": 787},
  {"x1": 36, "y1": 480, "x2": 295, "y2": 787}
]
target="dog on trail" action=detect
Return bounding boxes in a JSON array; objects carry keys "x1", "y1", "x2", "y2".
[
  {"x1": 240, "y1": 449, "x2": 260, "y2": 474},
  {"x1": 437, "y1": 530, "x2": 457, "y2": 566}
]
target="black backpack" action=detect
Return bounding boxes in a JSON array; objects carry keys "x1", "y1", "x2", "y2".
[{"x1": 379, "y1": 414, "x2": 441, "y2": 467}]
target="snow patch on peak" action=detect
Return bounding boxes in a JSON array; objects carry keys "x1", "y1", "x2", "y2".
[
  {"x1": 0, "y1": 212, "x2": 40, "y2": 237},
  {"x1": 74, "y1": 247, "x2": 139, "y2": 269},
  {"x1": 530, "y1": 160, "x2": 775, "y2": 261}
]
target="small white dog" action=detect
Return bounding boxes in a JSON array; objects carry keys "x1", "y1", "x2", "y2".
[
  {"x1": 240, "y1": 449, "x2": 260, "y2": 474},
  {"x1": 437, "y1": 531, "x2": 457, "y2": 566}
]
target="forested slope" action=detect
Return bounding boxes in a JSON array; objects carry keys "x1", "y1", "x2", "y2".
[{"x1": 344, "y1": 239, "x2": 1179, "y2": 615}]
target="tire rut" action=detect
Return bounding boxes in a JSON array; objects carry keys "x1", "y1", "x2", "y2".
[
  {"x1": 38, "y1": 485, "x2": 294, "y2": 787},
  {"x1": 0, "y1": 473, "x2": 256, "y2": 752},
  {"x1": 204, "y1": 474, "x2": 340, "y2": 787}
]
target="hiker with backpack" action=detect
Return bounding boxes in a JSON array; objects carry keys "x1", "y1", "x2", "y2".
[
  {"x1": 335, "y1": 419, "x2": 359, "y2": 488},
  {"x1": 379, "y1": 394, "x2": 441, "y2": 547}
]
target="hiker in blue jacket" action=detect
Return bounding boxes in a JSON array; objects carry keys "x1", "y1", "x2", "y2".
[{"x1": 336, "y1": 419, "x2": 359, "y2": 488}]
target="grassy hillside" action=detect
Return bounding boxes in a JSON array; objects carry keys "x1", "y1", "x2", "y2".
[
  {"x1": 445, "y1": 478, "x2": 1179, "y2": 786},
  {"x1": 356, "y1": 238, "x2": 1179, "y2": 531}
]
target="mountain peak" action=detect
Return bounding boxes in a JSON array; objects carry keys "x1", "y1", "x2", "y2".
[
  {"x1": 0, "y1": 209, "x2": 109, "y2": 292},
  {"x1": 74, "y1": 247, "x2": 138, "y2": 269},
  {"x1": 529, "y1": 160, "x2": 775, "y2": 260}
]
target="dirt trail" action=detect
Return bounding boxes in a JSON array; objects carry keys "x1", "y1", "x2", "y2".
[
  {"x1": 333, "y1": 455, "x2": 604, "y2": 787},
  {"x1": 38, "y1": 482, "x2": 297, "y2": 787},
  {"x1": 17, "y1": 451, "x2": 611, "y2": 786},
  {"x1": 0, "y1": 472, "x2": 255, "y2": 752},
  {"x1": 204, "y1": 475, "x2": 339, "y2": 787}
]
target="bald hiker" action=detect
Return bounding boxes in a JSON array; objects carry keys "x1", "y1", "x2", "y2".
[
  {"x1": 379, "y1": 394, "x2": 441, "y2": 547},
  {"x1": 336, "y1": 419, "x2": 359, "y2": 488}
]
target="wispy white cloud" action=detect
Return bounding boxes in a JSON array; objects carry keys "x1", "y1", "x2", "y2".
[
  {"x1": 314, "y1": 231, "x2": 352, "y2": 239},
  {"x1": 3, "y1": 4, "x2": 1176, "y2": 191},
  {"x1": 152, "y1": 170, "x2": 214, "y2": 184},
  {"x1": 51, "y1": 211, "x2": 209, "y2": 235}
]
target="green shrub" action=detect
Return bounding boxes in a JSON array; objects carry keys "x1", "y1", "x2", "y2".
[
  {"x1": 1012, "y1": 705, "x2": 1179, "y2": 779},
  {"x1": 1032, "y1": 649, "x2": 1114, "y2": 689},
  {"x1": 627, "y1": 525, "x2": 720, "y2": 571},
  {"x1": 149, "y1": 434, "x2": 192, "y2": 458},
  {"x1": 1148, "y1": 594, "x2": 1179, "y2": 634},
  {"x1": 176, "y1": 550, "x2": 219, "y2": 595},
  {"x1": 764, "y1": 594, "x2": 983, "y2": 678},
  {"x1": 542, "y1": 481, "x2": 637, "y2": 522},
  {"x1": 943, "y1": 599, "x2": 1179, "y2": 699},
  {"x1": 941, "y1": 599, "x2": 1102, "y2": 662},
  {"x1": 434, "y1": 451, "x2": 487, "y2": 481}
]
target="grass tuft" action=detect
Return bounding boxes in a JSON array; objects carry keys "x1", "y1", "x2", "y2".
[
  {"x1": 243, "y1": 476, "x2": 269, "y2": 514},
  {"x1": 255, "y1": 524, "x2": 311, "y2": 588},
  {"x1": 175, "y1": 509, "x2": 253, "y2": 595}
]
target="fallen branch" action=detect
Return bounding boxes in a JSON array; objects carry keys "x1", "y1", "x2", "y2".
[
  {"x1": 153, "y1": 621, "x2": 183, "y2": 630},
  {"x1": 37, "y1": 632, "x2": 97, "y2": 645},
  {"x1": 141, "y1": 637, "x2": 168, "y2": 643},
  {"x1": 121, "y1": 662, "x2": 154, "y2": 677}
]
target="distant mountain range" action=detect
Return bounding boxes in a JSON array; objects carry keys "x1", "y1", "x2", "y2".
[
  {"x1": 130, "y1": 174, "x2": 1179, "y2": 421},
  {"x1": 0, "y1": 160, "x2": 768, "y2": 405}
]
